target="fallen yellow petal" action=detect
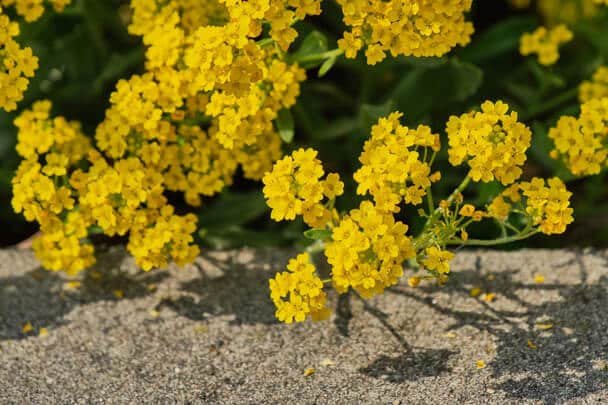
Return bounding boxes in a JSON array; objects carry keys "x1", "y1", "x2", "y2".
[
  {"x1": 534, "y1": 274, "x2": 545, "y2": 284},
  {"x1": 536, "y1": 322, "x2": 554, "y2": 330},
  {"x1": 39, "y1": 327, "x2": 48, "y2": 337},
  {"x1": 320, "y1": 359, "x2": 335, "y2": 367},
  {"x1": 63, "y1": 281, "x2": 81, "y2": 290},
  {"x1": 22, "y1": 322, "x2": 33, "y2": 333},
  {"x1": 486, "y1": 274, "x2": 496, "y2": 281},
  {"x1": 482, "y1": 292, "x2": 496, "y2": 302},
  {"x1": 470, "y1": 287, "x2": 482, "y2": 297},
  {"x1": 408, "y1": 276, "x2": 421, "y2": 288},
  {"x1": 303, "y1": 367, "x2": 315, "y2": 377},
  {"x1": 113, "y1": 289, "x2": 124, "y2": 299},
  {"x1": 444, "y1": 332, "x2": 457, "y2": 339},
  {"x1": 527, "y1": 340, "x2": 537, "y2": 349},
  {"x1": 149, "y1": 310, "x2": 160, "y2": 318},
  {"x1": 476, "y1": 360, "x2": 486, "y2": 369}
]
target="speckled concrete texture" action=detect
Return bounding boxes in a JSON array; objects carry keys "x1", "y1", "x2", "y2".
[{"x1": 0, "y1": 247, "x2": 607, "y2": 404}]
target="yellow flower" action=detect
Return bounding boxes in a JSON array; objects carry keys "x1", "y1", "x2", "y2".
[
  {"x1": 579, "y1": 66, "x2": 608, "y2": 103},
  {"x1": 519, "y1": 177, "x2": 574, "y2": 235},
  {"x1": 459, "y1": 204, "x2": 475, "y2": 217},
  {"x1": 337, "y1": 0, "x2": 474, "y2": 64},
  {"x1": 269, "y1": 253, "x2": 329, "y2": 323},
  {"x1": 520, "y1": 25, "x2": 573, "y2": 66},
  {"x1": 354, "y1": 112, "x2": 439, "y2": 212},
  {"x1": 263, "y1": 148, "x2": 343, "y2": 228},
  {"x1": 422, "y1": 247, "x2": 454, "y2": 275},
  {"x1": 549, "y1": 97, "x2": 608, "y2": 176},
  {"x1": 447, "y1": 100, "x2": 531, "y2": 185},
  {"x1": 325, "y1": 201, "x2": 415, "y2": 298},
  {"x1": 487, "y1": 195, "x2": 512, "y2": 221}
]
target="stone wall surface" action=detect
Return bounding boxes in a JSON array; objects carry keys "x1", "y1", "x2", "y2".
[{"x1": 0, "y1": 247, "x2": 607, "y2": 404}]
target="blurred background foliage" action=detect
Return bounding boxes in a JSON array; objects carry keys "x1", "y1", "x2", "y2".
[{"x1": 1, "y1": 0, "x2": 607, "y2": 248}]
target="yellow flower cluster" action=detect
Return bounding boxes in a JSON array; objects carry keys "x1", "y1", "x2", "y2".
[
  {"x1": 549, "y1": 97, "x2": 608, "y2": 176},
  {"x1": 263, "y1": 148, "x2": 343, "y2": 228},
  {"x1": 269, "y1": 253, "x2": 329, "y2": 323},
  {"x1": 0, "y1": 1, "x2": 71, "y2": 111},
  {"x1": 354, "y1": 112, "x2": 440, "y2": 212},
  {"x1": 266, "y1": 107, "x2": 574, "y2": 323},
  {"x1": 488, "y1": 178, "x2": 574, "y2": 235},
  {"x1": 537, "y1": 0, "x2": 605, "y2": 24},
  {"x1": 336, "y1": 0, "x2": 474, "y2": 65},
  {"x1": 1, "y1": 0, "x2": 71, "y2": 22},
  {"x1": 0, "y1": 9, "x2": 38, "y2": 111},
  {"x1": 579, "y1": 66, "x2": 608, "y2": 103},
  {"x1": 326, "y1": 201, "x2": 415, "y2": 298},
  {"x1": 447, "y1": 100, "x2": 531, "y2": 184},
  {"x1": 13, "y1": 0, "x2": 331, "y2": 274},
  {"x1": 12, "y1": 101, "x2": 200, "y2": 274},
  {"x1": 98, "y1": 0, "x2": 312, "y2": 188},
  {"x1": 519, "y1": 25, "x2": 573, "y2": 66}
]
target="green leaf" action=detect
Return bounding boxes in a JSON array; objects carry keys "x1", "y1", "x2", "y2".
[
  {"x1": 275, "y1": 108, "x2": 295, "y2": 143},
  {"x1": 458, "y1": 16, "x2": 538, "y2": 63},
  {"x1": 476, "y1": 181, "x2": 503, "y2": 205},
  {"x1": 303, "y1": 228, "x2": 332, "y2": 241},
  {"x1": 92, "y1": 47, "x2": 144, "y2": 94},
  {"x1": 399, "y1": 56, "x2": 448, "y2": 68},
  {"x1": 198, "y1": 191, "x2": 269, "y2": 229},
  {"x1": 293, "y1": 31, "x2": 329, "y2": 69},
  {"x1": 318, "y1": 56, "x2": 337, "y2": 77},
  {"x1": 529, "y1": 122, "x2": 575, "y2": 181},
  {"x1": 391, "y1": 59, "x2": 483, "y2": 122},
  {"x1": 314, "y1": 117, "x2": 360, "y2": 139},
  {"x1": 359, "y1": 99, "x2": 395, "y2": 132}
]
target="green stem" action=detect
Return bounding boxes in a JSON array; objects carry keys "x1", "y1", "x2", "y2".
[
  {"x1": 295, "y1": 48, "x2": 345, "y2": 64},
  {"x1": 426, "y1": 187, "x2": 435, "y2": 215},
  {"x1": 306, "y1": 239, "x2": 326, "y2": 255},
  {"x1": 415, "y1": 176, "x2": 471, "y2": 250},
  {"x1": 425, "y1": 176, "x2": 471, "y2": 225},
  {"x1": 446, "y1": 230, "x2": 540, "y2": 246}
]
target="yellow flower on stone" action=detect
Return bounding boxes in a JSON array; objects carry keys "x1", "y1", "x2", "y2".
[{"x1": 269, "y1": 253, "x2": 329, "y2": 324}]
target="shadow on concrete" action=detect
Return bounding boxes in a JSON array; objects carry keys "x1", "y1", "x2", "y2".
[
  {"x1": 159, "y1": 250, "x2": 281, "y2": 325},
  {"x1": 372, "y1": 250, "x2": 608, "y2": 402},
  {"x1": 0, "y1": 248, "x2": 167, "y2": 340},
  {"x1": 360, "y1": 348, "x2": 456, "y2": 383}
]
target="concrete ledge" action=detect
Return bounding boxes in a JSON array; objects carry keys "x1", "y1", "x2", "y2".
[{"x1": 0, "y1": 247, "x2": 607, "y2": 403}]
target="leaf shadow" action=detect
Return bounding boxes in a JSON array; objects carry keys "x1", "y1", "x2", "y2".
[
  {"x1": 158, "y1": 250, "x2": 283, "y2": 325},
  {"x1": 379, "y1": 250, "x2": 608, "y2": 402}
]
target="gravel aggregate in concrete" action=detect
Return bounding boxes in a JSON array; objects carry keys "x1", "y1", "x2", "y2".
[{"x1": 0, "y1": 247, "x2": 607, "y2": 404}]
